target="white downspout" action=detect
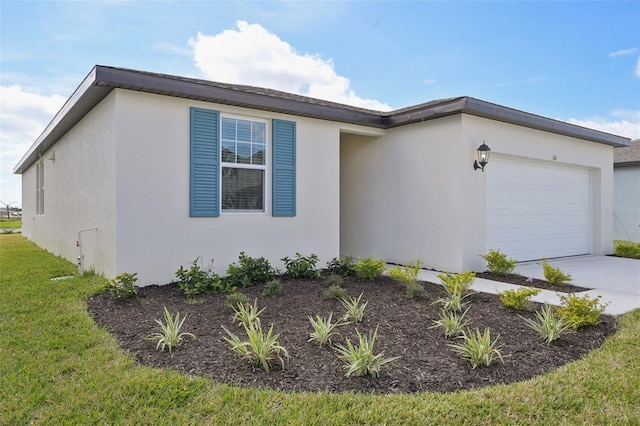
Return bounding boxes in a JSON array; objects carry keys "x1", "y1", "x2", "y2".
[{"x1": 77, "y1": 227, "x2": 98, "y2": 274}]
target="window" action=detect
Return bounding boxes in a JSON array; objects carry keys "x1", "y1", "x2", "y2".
[
  {"x1": 221, "y1": 117, "x2": 266, "y2": 211},
  {"x1": 36, "y1": 160, "x2": 45, "y2": 215},
  {"x1": 190, "y1": 107, "x2": 296, "y2": 218}
]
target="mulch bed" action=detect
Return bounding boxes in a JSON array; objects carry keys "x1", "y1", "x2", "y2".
[
  {"x1": 475, "y1": 272, "x2": 590, "y2": 292},
  {"x1": 87, "y1": 275, "x2": 616, "y2": 394}
]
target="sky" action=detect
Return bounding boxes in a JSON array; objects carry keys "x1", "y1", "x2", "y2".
[{"x1": 1, "y1": 0, "x2": 639, "y2": 208}]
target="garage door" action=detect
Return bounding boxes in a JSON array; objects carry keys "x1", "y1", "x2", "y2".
[{"x1": 487, "y1": 156, "x2": 591, "y2": 261}]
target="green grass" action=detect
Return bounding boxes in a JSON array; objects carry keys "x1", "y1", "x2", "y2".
[
  {"x1": 614, "y1": 240, "x2": 640, "y2": 259},
  {"x1": 0, "y1": 219, "x2": 21, "y2": 228},
  {"x1": 1, "y1": 234, "x2": 639, "y2": 425}
]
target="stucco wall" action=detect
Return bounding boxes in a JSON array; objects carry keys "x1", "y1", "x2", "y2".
[
  {"x1": 614, "y1": 167, "x2": 640, "y2": 242},
  {"x1": 112, "y1": 89, "x2": 351, "y2": 285},
  {"x1": 21, "y1": 92, "x2": 117, "y2": 275},
  {"x1": 340, "y1": 113, "x2": 615, "y2": 274}
]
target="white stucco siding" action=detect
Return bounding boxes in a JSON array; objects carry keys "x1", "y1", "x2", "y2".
[
  {"x1": 20, "y1": 92, "x2": 118, "y2": 276},
  {"x1": 341, "y1": 113, "x2": 615, "y2": 274},
  {"x1": 462, "y1": 114, "x2": 614, "y2": 269},
  {"x1": 614, "y1": 167, "x2": 640, "y2": 242},
  {"x1": 112, "y1": 90, "x2": 344, "y2": 285},
  {"x1": 341, "y1": 115, "x2": 472, "y2": 273}
]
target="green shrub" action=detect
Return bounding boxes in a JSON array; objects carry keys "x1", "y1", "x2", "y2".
[
  {"x1": 326, "y1": 256, "x2": 357, "y2": 276},
  {"x1": 175, "y1": 258, "x2": 226, "y2": 298},
  {"x1": 222, "y1": 322, "x2": 290, "y2": 373},
  {"x1": 146, "y1": 306, "x2": 196, "y2": 353},
  {"x1": 353, "y1": 257, "x2": 386, "y2": 280},
  {"x1": 614, "y1": 240, "x2": 640, "y2": 259},
  {"x1": 324, "y1": 284, "x2": 347, "y2": 300},
  {"x1": 308, "y1": 313, "x2": 346, "y2": 346},
  {"x1": 107, "y1": 272, "x2": 138, "y2": 299},
  {"x1": 333, "y1": 326, "x2": 401, "y2": 378},
  {"x1": 405, "y1": 281, "x2": 426, "y2": 299},
  {"x1": 261, "y1": 279, "x2": 282, "y2": 297},
  {"x1": 542, "y1": 258, "x2": 572, "y2": 285},
  {"x1": 226, "y1": 292, "x2": 249, "y2": 310},
  {"x1": 324, "y1": 274, "x2": 344, "y2": 287},
  {"x1": 387, "y1": 260, "x2": 423, "y2": 285},
  {"x1": 556, "y1": 293, "x2": 608, "y2": 329},
  {"x1": 224, "y1": 252, "x2": 275, "y2": 288},
  {"x1": 340, "y1": 293, "x2": 368, "y2": 323},
  {"x1": 231, "y1": 299, "x2": 265, "y2": 328},
  {"x1": 433, "y1": 290, "x2": 471, "y2": 312},
  {"x1": 521, "y1": 304, "x2": 572, "y2": 344},
  {"x1": 438, "y1": 271, "x2": 476, "y2": 296},
  {"x1": 480, "y1": 249, "x2": 517, "y2": 275},
  {"x1": 449, "y1": 328, "x2": 504, "y2": 368},
  {"x1": 497, "y1": 287, "x2": 541, "y2": 311},
  {"x1": 430, "y1": 307, "x2": 471, "y2": 338},
  {"x1": 282, "y1": 253, "x2": 322, "y2": 279}
]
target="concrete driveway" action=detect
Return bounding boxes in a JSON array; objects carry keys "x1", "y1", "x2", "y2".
[{"x1": 516, "y1": 256, "x2": 640, "y2": 315}]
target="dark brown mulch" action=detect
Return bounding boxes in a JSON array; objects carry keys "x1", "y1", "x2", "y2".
[
  {"x1": 87, "y1": 275, "x2": 616, "y2": 394},
  {"x1": 475, "y1": 272, "x2": 590, "y2": 293}
]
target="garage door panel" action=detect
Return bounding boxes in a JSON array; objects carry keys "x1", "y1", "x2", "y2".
[{"x1": 487, "y1": 157, "x2": 591, "y2": 262}]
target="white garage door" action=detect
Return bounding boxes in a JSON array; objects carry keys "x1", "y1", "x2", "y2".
[{"x1": 487, "y1": 156, "x2": 591, "y2": 261}]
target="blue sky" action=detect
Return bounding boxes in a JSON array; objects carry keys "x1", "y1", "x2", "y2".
[{"x1": 1, "y1": 0, "x2": 639, "y2": 207}]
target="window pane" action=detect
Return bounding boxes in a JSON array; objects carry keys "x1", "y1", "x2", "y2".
[
  {"x1": 222, "y1": 168, "x2": 264, "y2": 210},
  {"x1": 252, "y1": 145, "x2": 265, "y2": 165},
  {"x1": 236, "y1": 142, "x2": 252, "y2": 164},
  {"x1": 237, "y1": 120, "x2": 252, "y2": 142},
  {"x1": 221, "y1": 118, "x2": 236, "y2": 140},
  {"x1": 222, "y1": 141, "x2": 236, "y2": 162},
  {"x1": 252, "y1": 122, "x2": 266, "y2": 143}
]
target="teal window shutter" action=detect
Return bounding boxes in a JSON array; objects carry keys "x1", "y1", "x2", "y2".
[
  {"x1": 190, "y1": 107, "x2": 220, "y2": 217},
  {"x1": 272, "y1": 119, "x2": 296, "y2": 217}
]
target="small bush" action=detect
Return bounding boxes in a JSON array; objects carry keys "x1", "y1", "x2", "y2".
[
  {"x1": 324, "y1": 274, "x2": 344, "y2": 287},
  {"x1": 326, "y1": 256, "x2": 357, "y2": 277},
  {"x1": 340, "y1": 293, "x2": 368, "y2": 323},
  {"x1": 430, "y1": 307, "x2": 471, "y2": 338},
  {"x1": 324, "y1": 284, "x2": 347, "y2": 300},
  {"x1": 556, "y1": 293, "x2": 608, "y2": 329},
  {"x1": 222, "y1": 322, "x2": 290, "y2": 373},
  {"x1": 542, "y1": 258, "x2": 572, "y2": 285},
  {"x1": 226, "y1": 292, "x2": 249, "y2": 310},
  {"x1": 438, "y1": 271, "x2": 476, "y2": 296},
  {"x1": 387, "y1": 260, "x2": 423, "y2": 285},
  {"x1": 521, "y1": 304, "x2": 572, "y2": 344},
  {"x1": 261, "y1": 279, "x2": 282, "y2": 297},
  {"x1": 433, "y1": 291, "x2": 471, "y2": 312},
  {"x1": 497, "y1": 287, "x2": 541, "y2": 311},
  {"x1": 480, "y1": 249, "x2": 517, "y2": 275},
  {"x1": 308, "y1": 313, "x2": 345, "y2": 346},
  {"x1": 107, "y1": 272, "x2": 138, "y2": 299},
  {"x1": 405, "y1": 281, "x2": 426, "y2": 299},
  {"x1": 224, "y1": 252, "x2": 275, "y2": 288},
  {"x1": 175, "y1": 258, "x2": 226, "y2": 298},
  {"x1": 614, "y1": 240, "x2": 640, "y2": 259},
  {"x1": 282, "y1": 253, "x2": 322, "y2": 279},
  {"x1": 333, "y1": 326, "x2": 401, "y2": 378},
  {"x1": 353, "y1": 257, "x2": 386, "y2": 280},
  {"x1": 146, "y1": 306, "x2": 195, "y2": 353},
  {"x1": 449, "y1": 328, "x2": 504, "y2": 368},
  {"x1": 232, "y1": 299, "x2": 265, "y2": 328}
]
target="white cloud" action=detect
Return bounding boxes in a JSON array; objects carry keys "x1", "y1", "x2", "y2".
[
  {"x1": 608, "y1": 47, "x2": 638, "y2": 57},
  {"x1": 188, "y1": 21, "x2": 391, "y2": 111},
  {"x1": 564, "y1": 109, "x2": 640, "y2": 140},
  {"x1": 636, "y1": 56, "x2": 640, "y2": 78},
  {"x1": 0, "y1": 85, "x2": 66, "y2": 206}
]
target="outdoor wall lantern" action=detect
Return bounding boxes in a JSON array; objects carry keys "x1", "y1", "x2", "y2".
[{"x1": 473, "y1": 141, "x2": 491, "y2": 172}]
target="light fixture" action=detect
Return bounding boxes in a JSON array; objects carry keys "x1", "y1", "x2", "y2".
[{"x1": 473, "y1": 141, "x2": 491, "y2": 172}]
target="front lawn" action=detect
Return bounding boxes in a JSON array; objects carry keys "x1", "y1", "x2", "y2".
[{"x1": 1, "y1": 234, "x2": 639, "y2": 425}]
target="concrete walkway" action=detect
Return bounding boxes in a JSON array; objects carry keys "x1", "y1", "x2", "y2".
[{"x1": 398, "y1": 256, "x2": 640, "y2": 316}]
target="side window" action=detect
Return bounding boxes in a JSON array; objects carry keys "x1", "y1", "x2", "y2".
[
  {"x1": 221, "y1": 117, "x2": 266, "y2": 211},
  {"x1": 36, "y1": 160, "x2": 45, "y2": 215}
]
